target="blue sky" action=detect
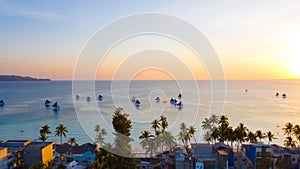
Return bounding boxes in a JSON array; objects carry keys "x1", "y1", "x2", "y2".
[{"x1": 1, "y1": 1, "x2": 300, "y2": 80}]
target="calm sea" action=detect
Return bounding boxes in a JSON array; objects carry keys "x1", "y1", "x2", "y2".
[{"x1": 0, "y1": 80, "x2": 299, "y2": 149}]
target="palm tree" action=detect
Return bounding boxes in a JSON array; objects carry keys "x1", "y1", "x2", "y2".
[
  {"x1": 151, "y1": 119, "x2": 161, "y2": 136},
  {"x1": 209, "y1": 114, "x2": 219, "y2": 126},
  {"x1": 284, "y1": 136, "x2": 296, "y2": 147},
  {"x1": 282, "y1": 122, "x2": 293, "y2": 137},
  {"x1": 39, "y1": 125, "x2": 51, "y2": 142},
  {"x1": 161, "y1": 131, "x2": 177, "y2": 150},
  {"x1": 94, "y1": 124, "x2": 101, "y2": 133},
  {"x1": 226, "y1": 126, "x2": 235, "y2": 147},
  {"x1": 112, "y1": 107, "x2": 132, "y2": 136},
  {"x1": 41, "y1": 125, "x2": 51, "y2": 135},
  {"x1": 210, "y1": 127, "x2": 219, "y2": 144},
  {"x1": 266, "y1": 131, "x2": 277, "y2": 145},
  {"x1": 178, "y1": 122, "x2": 189, "y2": 147},
  {"x1": 203, "y1": 131, "x2": 212, "y2": 144},
  {"x1": 94, "y1": 124, "x2": 107, "y2": 146},
  {"x1": 247, "y1": 131, "x2": 257, "y2": 144},
  {"x1": 255, "y1": 130, "x2": 265, "y2": 142},
  {"x1": 147, "y1": 138, "x2": 157, "y2": 157},
  {"x1": 188, "y1": 125, "x2": 197, "y2": 143},
  {"x1": 235, "y1": 123, "x2": 248, "y2": 152},
  {"x1": 293, "y1": 124, "x2": 300, "y2": 146},
  {"x1": 178, "y1": 122, "x2": 187, "y2": 137},
  {"x1": 201, "y1": 117, "x2": 212, "y2": 131},
  {"x1": 112, "y1": 108, "x2": 133, "y2": 156},
  {"x1": 218, "y1": 115, "x2": 230, "y2": 142},
  {"x1": 219, "y1": 115, "x2": 229, "y2": 127},
  {"x1": 55, "y1": 124, "x2": 68, "y2": 144},
  {"x1": 139, "y1": 130, "x2": 154, "y2": 157},
  {"x1": 68, "y1": 138, "x2": 78, "y2": 146},
  {"x1": 160, "y1": 116, "x2": 168, "y2": 132},
  {"x1": 39, "y1": 133, "x2": 47, "y2": 142}
]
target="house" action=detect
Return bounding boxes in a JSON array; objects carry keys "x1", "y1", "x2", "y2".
[
  {"x1": 272, "y1": 144, "x2": 299, "y2": 169},
  {"x1": 55, "y1": 143, "x2": 99, "y2": 164},
  {"x1": 0, "y1": 140, "x2": 55, "y2": 168},
  {"x1": 191, "y1": 143, "x2": 218, "y2": 168},
  {"x1": 174, "y1": 146, "x2": 193, "y2": 169},
  {"x1": 0, "y1": 140, "x2": 31, "y2": 168},
  {"x1": 242, "y1": 143, "x2": 300, "y2": 169},
  {"x1": 72, "y1": 143, "x2": 98, "y2": 163},
  {"x1": 55, "y1": 143, "x2": 73, "y2": 162},
  {"x1": 23, "y1": 142, "x2": 55, "y2": 168},
  {"x1": 0, "y1": 147, "x2": 8, "y2": 169},
  {"x1": 173, "y1": 143, "x2": 231, "y2": 169},
  {"x1": 242, "y1": 143, "x2": 273, "y2": 169}
]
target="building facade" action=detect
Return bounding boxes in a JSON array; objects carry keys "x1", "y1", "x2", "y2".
[
  {"x1": 0, "y1": 140, "x2": 55, "y2": 168},
  {"x1": 0, "y1": 147, "x2": 8, "y2": 169}
]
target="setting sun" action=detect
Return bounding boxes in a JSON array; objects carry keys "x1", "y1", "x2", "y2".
[
  {"x1": 282, "y1": 27, "x2": 300, "y2": 79},
  {"x1": 288, "y1": 50, "x2": 300, "y2": 79}
]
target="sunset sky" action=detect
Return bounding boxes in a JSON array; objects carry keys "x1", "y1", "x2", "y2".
[{"x1": 1, "y1": 1, "x2": 300, "y2": 80}]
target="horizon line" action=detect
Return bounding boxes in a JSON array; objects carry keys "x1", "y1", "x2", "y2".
[{"x1": 52, "y1": 78, "x2": 300, "y2": 81}]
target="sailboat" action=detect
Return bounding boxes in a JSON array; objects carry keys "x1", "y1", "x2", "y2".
[
  {"x1": 98, "y1": 95, "x2": 103, "y2": 101},
  {"x1": 176, "y1": 101, "x2": 183, "y2": 108},
  {"x1": 44, "y1": 99, "x2": 51, "y2": 106},
  {"x1": 170, "y1": 98, "x2": 177, "y2": 105},
  {"x1": 178, "y1": 93, "x2": 182, "y2": 99},
  {"x1": 135, "y1": 99, "x2": 141, "y2": 107},
  {"x1": 52, "y1": 102, "x2": 60, "y2": 110},
  {"x1": 0, "y1": 100, "x2": 5, "y2": 107}
]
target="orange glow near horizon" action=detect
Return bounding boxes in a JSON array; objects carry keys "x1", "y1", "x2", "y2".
[
  {"x1": 3, "y1": 30, "x2": 300, "y2": 81},
  {"x1": 131, "y1": 69, "x2": 174, "y2": 80}
]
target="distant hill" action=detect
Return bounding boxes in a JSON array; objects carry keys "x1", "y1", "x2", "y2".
[{"x1": 0, "y1": 75, "x2": 51, "y2": 81}]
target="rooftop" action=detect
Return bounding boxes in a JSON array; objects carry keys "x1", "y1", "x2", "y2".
[
  {"x1": 191, "y1": 143, "x2": 212, "y2": 149},
  {"x1": 56, "y1": 143, "x2": 98, "y2": 154},
  {"x1": 25, "y1": 142, "x2": 54, "y2": 152}
]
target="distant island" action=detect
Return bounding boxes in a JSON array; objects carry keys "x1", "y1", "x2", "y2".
[{"x1": 0, "y1": 75, "x2": 51, "y2": 81}]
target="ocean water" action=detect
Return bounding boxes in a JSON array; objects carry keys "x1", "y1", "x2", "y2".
[{"x1": 0, "y1": 80, "x2": 299, "y2": 149}]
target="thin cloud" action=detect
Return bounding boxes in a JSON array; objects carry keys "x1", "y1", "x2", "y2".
[{"x1": 0, "y1": 1, "x2": 64, "y2": 20}]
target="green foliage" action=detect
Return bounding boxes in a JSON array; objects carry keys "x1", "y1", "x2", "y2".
[
  {"x1": 282, "y1": 122, "x2": 300, "y2": 147},
  {"x1": 282, "y1": 122, "x2": 293, "y2": 137},
  {"x1": 55, "y1": 124, "x2": 68, "y2": 144},
  {"x1": 266, "y1": 131, "x2": 277, "y2": 144},
  {"x1": 256, "y1": 157, "x2": 272, "y2": 169},
  {"x1": 68, "y1": 137, "x2": 78, "y2": 146},
  {"x1": 29, "y1": 162, "x2": 45, "y2": 169},
  {"x1": 29, "y1": 161, "x2": 54, "y2": 169},
  {"x1": 139, "y1": 130, "x2": 154, "y2": 157},
  {"x1": 247, "y1": 131, "x2": 257, "y2": 144},
  {"x1": 217, "y1": 115, "x2": 230, "y2": 142},
  {"x1": 284, "y1": 136, "x2": 297, "y2": 147},
  {"x1": 56, "y1": 163, "x2": 66, "y2": 169},
  {"x1": 112, "y1": 108, "x2": 132, "y2": 136},
  {"x1": 178, "y1": 122, "x2": 196, "y2": 152},
  {"x1": 39, "y1": 125, "x2": 51, "y2": 142},
  {"x1": 111, "y1": 107, "x2": 133, "y2": 157},
  {"x1": 94, "y1": 124, "x2": 107, "y2": 146},
  {"x1": 93, "y1": 148, "x2": 137, "y2": 169},
  {"x1": 39, "y1": 132, "x2": 48, "y2": 142}
]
